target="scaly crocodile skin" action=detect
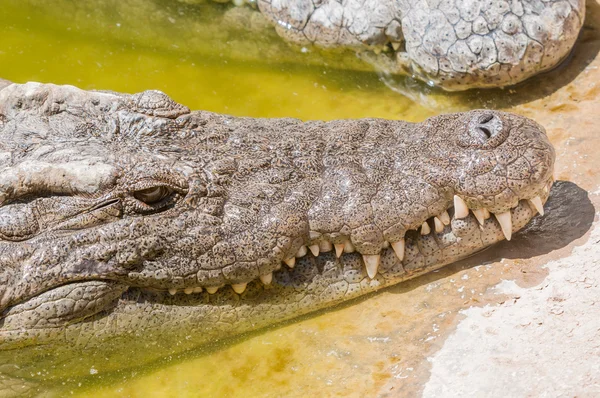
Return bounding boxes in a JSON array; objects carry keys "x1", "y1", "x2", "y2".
[{"x1": 256, "y1": 0, "x2": 585, "y2": 89}]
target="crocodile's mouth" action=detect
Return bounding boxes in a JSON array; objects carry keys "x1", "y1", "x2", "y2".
[
  {"x1": 0, "y1": 177, "x2": 553, "y2": 333},
  {"x1": 150, "y1": 179, "x2": 553, "y2": 296}
]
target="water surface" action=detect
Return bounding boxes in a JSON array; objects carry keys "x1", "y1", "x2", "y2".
[{"x1": 0, "y1": 0, "x2": 442, "y2": 121}]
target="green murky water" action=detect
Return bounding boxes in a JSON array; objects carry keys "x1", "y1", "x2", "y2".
[{"x1": 0, "y1": 0, "x2": 445, "y2": 122}]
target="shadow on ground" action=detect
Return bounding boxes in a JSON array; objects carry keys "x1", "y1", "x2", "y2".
[{"x1": 499, "y1": 180, "x2": 595, "y2": 258}]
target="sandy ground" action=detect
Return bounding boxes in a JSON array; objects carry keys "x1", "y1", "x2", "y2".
[
  {"x1": 417, "y1": 0, "x2": 600, "y2": 394},
  {"x1": 423, "y1": 219, "x2": 600, "y2": 397}
]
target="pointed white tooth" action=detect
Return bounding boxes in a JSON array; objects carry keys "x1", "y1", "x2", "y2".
[
  {"x1": 528, "y1": 196, "x2": 544, "y2": 216},
  {"x1": 483, "y1": 208, "x2": 491, "y2": 219},
  {"x1": 260, "y1": 273, "x2": 273, "y2": 285},
  {"x1": 284, "y1": 257, "x2": 296, "y2": 268},
  {"x1": 382, "y1": 241, "x2": 390, "y2": 248},
  {"x1": 374, "y1": 46, "x2": 382, "y2": 55},
  {"x1": 453, "y1": 195, "x2": 470, "y2": 219},
  {"x1": 232, "y1": 283, "x2": 247, "y2": 294},
  {"x1": 434, "y1": 217, "x2": 444, "y2": 232},
  {"x1": 362, "y1": 254, "x2": 380, "y2": 279},
  {"x1": 420, "y1": 221, "x2": 431, "y2": 235},
  {"x1": 334, "y1": 243, "x2": 344, "y2": 258},
  {"x1": 206, "y1": 286, "x2": 219, "y2": 294},
  {"x1": 439, "y1": 210, "x2": 451, "y2": 225},
  {"x1": 295, "y1": 246, "x2": 307, "y2": 258},
  {"x1": 184, "y1": 287, "x2": 193, "y2": 295},
  {"x1": 309, "y1": 244, "x2": 320, "y2": 257},
  {"x1": 391, "y1": 239, "x2": 405, "y2": 261},
  {"x1": 168, "y1": 288, "x2": 177, "y2": 296},
  {"x1": 343, "y1": 240, "x2": 355, "y2": 253},
  {"x1": 472, "y1": 209, "x2": 485, "y2": 225},
  {"x1": 494, "y1": 211, "x2": 512, "y2": 241},
  {"x1": 392, "y1": 42, "x2": 401, "y2": 51},
  {"x1": 319, "y1": 240, "x2": 332, "y2": 252},
  {"x1": 192, "y1": 287, "x2": 203, "y2": 293}
]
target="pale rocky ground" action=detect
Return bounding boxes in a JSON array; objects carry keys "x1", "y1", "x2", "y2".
[
  {"x1": 70, "y1": 1, "x2": 600, "y2": 397},
  {"x1": 423, "y1": 223, "x2": 600, "y2": 397}
]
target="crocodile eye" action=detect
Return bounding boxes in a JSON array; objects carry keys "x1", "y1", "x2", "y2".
[{"x1": 133, "y1": 186, "x2": 172, "y2": 204}]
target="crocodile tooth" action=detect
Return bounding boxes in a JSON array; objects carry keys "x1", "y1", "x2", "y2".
[
  {"x1": 309, "y1": 244, "x2": 320, "y2": 257},
  {"x1": 260, "y1": 273, "x2": 272, "y2": 285},
  {"x1": 232, "y1": 283, "x2": 247, "y2": 294},
  {"x1": 439, "y1": 210, "x2": 451, "y2": 225},
  {"x1": 183, "y1": 287, "x2": 193, "y2": 295},
  {"x1": 528, "y1": 196, "x2": 544, "y2": 216},
  {"x1": 391, "y1": 239, "x2": 405, "y2": 261},
  {"x1": 392, "y1": 42, "x2": 401, "y2": 51},
  {"x1": 483, "y1": 208, "x2": 490, "y2": 219},
  {"x1": 494, "y1": 211, "x2": 512, "y2": 241},
  {"x1": 168, "y1": 288, "x2": 177, "y2": 296},
  {"x1": 434, "y1": 217, "x2": 444, "y2": 232},
  {"x1": 319, "y1": 240, "x2": 332, "y2": 252},
  {"x1": 309, "y1": 231, "x2": 321, "y2": 240},
  {"x1": 192, "y1": 287, "x2": 203, "y2": 293},
  {"x1": 363, "y1": 254, "x2": 380, "y2": 279},
  {"x1": 343, "y1": 240, "x2": 355, "y2": 253},
  {"x1": 284, "y1": 257, "x2": 296, "y2": 268},
  {"x1": 382, "y1": 241, "x2": 390, "y2": 248},
  {"x1": 453, "y1": 195, "x2": 469, "y2": 219},
  {"x1": 296, "y1": 246, "x2": 307, "y2": 258},
  {"x1": 206, "y1": 286, "x2": 219, "y2": 294},
  {"x1": 421, "y1": 221, "x2": 431, "y2": 235},
  {"x1": 374, "y1": 47, "x2": 382, "y2": 55},
  {"x1": 334, "y1": 243, "x2": 344, "y2": 258},
  {"x1": 472, "y1": 209, "x2": 485, "y2": 225}
]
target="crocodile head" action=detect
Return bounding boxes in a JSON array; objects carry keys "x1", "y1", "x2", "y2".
[{"x1": 0, "y1": 83, "x2": 554, "y2": 388}]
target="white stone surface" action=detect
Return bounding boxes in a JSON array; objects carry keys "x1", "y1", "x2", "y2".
[{"x1": 424, "y1": 213, "x2": 600, "y2": 397}]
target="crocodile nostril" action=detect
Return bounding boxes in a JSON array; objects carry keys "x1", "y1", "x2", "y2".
[
  {"x1": 463, "y1": 112, "x2": 506, "y2": 147},
  {"x1": 477, "y1": 126, "x2": 492, "y2": 139},
  {"x1": 479, "y1": 114, "x2": 494, "y2": 124}
]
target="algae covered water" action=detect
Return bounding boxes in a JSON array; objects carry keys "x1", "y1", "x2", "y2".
[{"x1": 0, "y1": 0, "x2": 439, "y2": 122}]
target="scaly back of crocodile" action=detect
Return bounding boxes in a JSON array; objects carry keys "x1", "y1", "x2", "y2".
[{"x1": 256, "y1": 0, "x2": 585, "y2": 89}]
